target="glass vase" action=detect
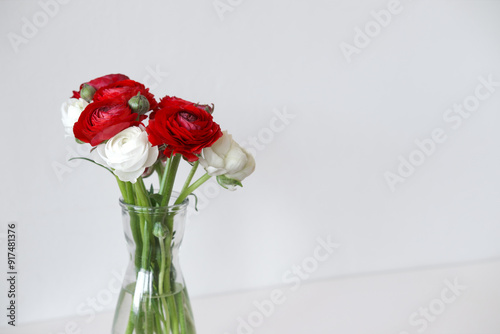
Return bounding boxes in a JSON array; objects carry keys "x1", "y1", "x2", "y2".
[{"x1": 112, "y1": 195, "x2": 196, "y2": 334}]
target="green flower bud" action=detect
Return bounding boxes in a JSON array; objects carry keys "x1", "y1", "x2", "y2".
[
  {"x1": 80, "y1": 84, "x2": 96, "y2": 102},
  {"x1": 153, "y1": 222, "x2": 168, "y2": 239},
  {"x1": 128, "y1": 93, "x2": 150, "y2": 115}
]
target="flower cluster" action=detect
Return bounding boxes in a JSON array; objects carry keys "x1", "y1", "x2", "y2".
[
  {"x1": 61, "y1": 73, "x2": 256, "y2": 334},
  {"x1": 61, "y1": 73, "x2": 255, "y2": 204}
]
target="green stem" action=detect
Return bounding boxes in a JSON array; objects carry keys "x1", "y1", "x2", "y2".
[
  {"x1": 160, "y1": 155, "x2": 182, "y2": 207},
  {"x1": 130, "y1": 219, "x2": 143, "y2": 270},
  {"x1": 136, "y1": 311, "x2": 145, "y2": 334},
  {"x1": 159, "y1": 238, "x2": 167, "y2": 296},
  {"x1": 162, "y1": 217, "x2": 179, "y2": 333},
  {"x1": 168, "y1": 296, "x2": 180, "y2": 334},
  {"x1": 175, "y1": 292, "x2": 187, "y2": 334},
  {"x1": 135, "y1": 178, "x2": 152, "y2": 207},
  {"x1": 145, "y1": 298, "x2": 154, "y2": 333},
  {"x1": 126, "y1": 182, "x2": 143, "y2": 271},
  {"x1": 134, "y1": 183, "x2": 152, "y2": 271},
  {"x1": 118, "y1": 178, "x2": 142, "y2": 334},
  {"x1": 154, "y1": 161, "x2": 165, "y2": 186},
  {"x1": 116, "y1": 178, "x2": 128, "y2": 201},
  {"x1": 153, "y1": 303, "x2": 162, "y2": 332},
  {"x1": 159, "y1": 157, "x2": 172, "y2": 195},
  {"x1": 133, "y1": 178, "x2": 154, "y2": 333},
  {"x1": 126, "y1": 182, "x2": 135, "y2": 205},
  {"x1": 117, "y1": 178, "x2": 143, "y2": 266},
  {"x1": 125, "y1": 315, "x2": 135, "y2": 334},
  {"x1": 134, "y1": 178, "x2": 152, "y2": 268},
  {"x1": 175, "y1": 173, "x2": 212, "y2": 205},
  {"x1": 158, "y1": 235, "x2": 171, "y2": 333},
  {"x1": 179, "y1": 161, "x2": 199, "y2": 196}
]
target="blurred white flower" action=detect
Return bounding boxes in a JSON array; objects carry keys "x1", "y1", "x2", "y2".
[{"x1": 61, "y1": 98, "x2": 88, "y2": 137}]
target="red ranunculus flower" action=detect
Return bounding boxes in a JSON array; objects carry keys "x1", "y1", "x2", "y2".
[
  {"x1": 147, "y1": 96, "x2": 223, "y2": 162},
  {"x1": 71, "y1": 74, "x2": 130, "y2": 99},
  {"x1": 93, "y1": 80, "x2": 157, "y2": 110},
  {"x1": 73, "y1": 99, "x2": 144, "y2": 146}
]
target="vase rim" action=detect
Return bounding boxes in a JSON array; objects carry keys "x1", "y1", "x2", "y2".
[{"x1": 118, "y1": 191, "x2": 189, "y2": 213}]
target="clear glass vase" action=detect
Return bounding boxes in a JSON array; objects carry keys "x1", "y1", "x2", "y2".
[{"x1": 112, "y1": 195, "x2": 196, "y2": 334}]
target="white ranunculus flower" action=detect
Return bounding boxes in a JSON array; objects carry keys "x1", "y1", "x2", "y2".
[
  {"x1": 199, "y1": 131, "x2": 255, "y2": 189},
  {"x1": 96, "y1": 126, "x2": 159, "y2": 183},
  {"x1": 61, "y1": 98, "x2": 88, "y2": 137}
]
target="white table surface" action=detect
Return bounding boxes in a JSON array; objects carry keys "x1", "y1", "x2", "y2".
[{"x1": 6, "y1": 259, "x2": 500, "y2": 334}]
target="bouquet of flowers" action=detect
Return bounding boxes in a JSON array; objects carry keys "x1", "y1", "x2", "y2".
[{"x1": 61, "y1": 74, "x2": 255, "y2": 333}]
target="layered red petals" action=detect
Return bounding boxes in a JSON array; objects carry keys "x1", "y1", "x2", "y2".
[
  {"x1": 93, "y1": 80, "x2": 157, "y2": 110},
  {"x1": 87, "y1": 74, "x2": 130, "y2": 90},
  {"x1": 147, "y1": 96, "x2": 222, "y2": 162},
  {"x1": 70, "y1": 74, "x2": 129, "y2": 99},
  {"x1": 73, "y1": 99, "x2": 144, "y2": 146}
]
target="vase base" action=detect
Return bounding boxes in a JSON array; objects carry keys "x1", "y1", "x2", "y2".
[{"x1": 112, "y1": 283, "x2": 196, "y2": 334}]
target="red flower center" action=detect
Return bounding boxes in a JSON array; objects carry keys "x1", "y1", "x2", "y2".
[
  {"x1": 177, "y1": 111, "x2": 200, "y2": 130},
  {"x1": 179, "y1": 111, "x2": 197, "y2": 122}
]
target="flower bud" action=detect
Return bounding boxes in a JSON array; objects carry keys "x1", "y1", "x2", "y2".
[
  {"x1": 202, "y1": 103, "x2": 214, "y2": 114},
  {"x1": 80, "y1": 84, "x2": 96, "y2": 102},
  {"x1": 141, "y1": 165, "x2": 155, "y2": 179},
  {"x1": 128, "y1": 93, "x2": 150, "y2": 115},
  {"x1": 153, "y1": 222, "x2": 168, "y2": 239}
]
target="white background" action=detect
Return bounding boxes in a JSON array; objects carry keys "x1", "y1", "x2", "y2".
[{"x1": 1, "y1": 0, "x2": 500, "y2": 330}]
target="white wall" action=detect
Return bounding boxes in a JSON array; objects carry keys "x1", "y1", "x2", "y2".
[{"x1": 1, "y1": 0, "x2": 500, "y2": 326}]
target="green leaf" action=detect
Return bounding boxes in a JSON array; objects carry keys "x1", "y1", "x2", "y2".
[
  {"x1": 68, "y1": 157, "x2": 114, "y2": 175},
  {"x1": 75, "y1": 138, "x2": 85, "y2": 144},
  {"x1": 188, "y1": 193, "x2": 199, "y2": 211},
  {"x1": 149, "y1": 194, "x2": 163, "y2": 207},
  {"x1": 216, "y1": 175, "x2": 243, "y2": 190}
]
